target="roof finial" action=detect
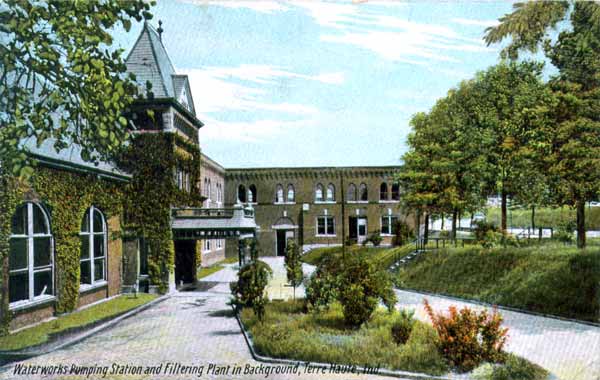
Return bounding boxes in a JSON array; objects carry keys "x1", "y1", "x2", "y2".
[{"x1": 157, "y1": 20, "x2": 164, "y2": 41}]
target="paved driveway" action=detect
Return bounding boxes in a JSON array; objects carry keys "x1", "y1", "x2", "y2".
[{"x1": 396, "y1": 290, "x2": 600, "y2": 380}]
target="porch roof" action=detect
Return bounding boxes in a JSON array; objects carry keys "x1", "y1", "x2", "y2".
[{"x1": 171, "y1": 205, "x2": 258, "y2": 239}]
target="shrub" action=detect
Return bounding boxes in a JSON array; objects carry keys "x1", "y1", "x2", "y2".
[
  {"x1": 474, "y1": 221, "x2": 499, "y2": 242},
  {"x1": 391, "y1": 309, "x2": 415, "y2": 345},
  {"x1": 230, "y1": 260, "x2": 273, "y2": 320},
  {"x1": 284, "y1": 240, "x2": 303, "y2": 299},
  {"x1": 338, "y1": 252, "x2": 397, "y2": 327},
  {"x1": 482, "y1": 230, "x2": 504, "y2": 248},
  {"x1": 423, "y1": 299, "x2": 508, "y2": 371},
  {"x1": 472, "y1": 354, "x2": 548, "y2": 380},
  {"x1": 394, "y1": 220, "x2": 414, "y2": 246},
  {"x1": 365, "y1": 232, "x2": 383, "y2": 246},
  {"x1": 304, "y1": 257, "x2": 341, "y2": 312},
  {"x1": 345, "y1": 237, "x2": 357, "y2": 246},
  {"x1": 554, "y1": 221, "x2": 575, "y2": 244}
]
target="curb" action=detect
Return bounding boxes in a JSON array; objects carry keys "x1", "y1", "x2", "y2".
[
  {"x1": 232, "y1": 306, "x2": 458, "y2": 380},
  {"x1": 0, "y1": 294, "x2": 169, "y2": 365},
  {"x1": 395, "y1": 288, "x2": 600, "y2": 328}
]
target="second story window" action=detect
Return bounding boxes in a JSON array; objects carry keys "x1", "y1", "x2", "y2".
[
  {"x1": 238, "y1": 184, "x2": 246, "y2": 203},
  {"x1": 380, "y1": 183, "x2": 388, "y2": 201},
  {"x1": 315, "y1": 183, "x2": 324, "y2": 202},
  {"x1": 249, "y1": 184, "x2": 257, "y2": 203},
  {"x1": 359, "y1": 183, "x2": 368, "y2": 202},
  {"x1": 275, "y1": 184, "x2": 284, "y2": 203},
  {"x1": 287, "y1": 184, "x2": 295, "y2": 203},
  {"x1": 392, "y1": 183, "x2": 400, "y2": 201},
  {"x1": 326, "y1": 183, "x2": 335, "y2": 202},
  {"x1": 347, "y1": 183, "x2": 357, "y2": 202}
]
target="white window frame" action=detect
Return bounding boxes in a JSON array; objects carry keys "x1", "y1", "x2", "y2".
[
  {"x1": 79, "y1": 206, "x2": 108, "y2": 291},
  {"x1": 287, "y1": 184, "x2": 295, "y2": 203},
  {"x1": 316, "y1": 216, "x2": 336, "y2": 237},
  {"x1": 275, "y1": 184, "x2": 284, "y2": 204},
  {"x1": 381, "y1": 215, "x2": 398, "y2": 236},
  {"x1": 9, "y1": 203, "x2": 55, "y2": 310}
]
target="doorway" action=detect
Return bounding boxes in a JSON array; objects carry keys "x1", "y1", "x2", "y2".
[
  {"x1": 349, "y1": 216, "x2": 368, "y2": 243},
  {"x1": 174, "y1": 240, "x2": 196, "y2": 285},
  {"x1": 276, "y1": 230, "x2": 294, "y2": 256}
]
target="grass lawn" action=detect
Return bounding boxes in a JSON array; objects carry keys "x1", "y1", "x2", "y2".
[
  {"x1": 396, "y1": 244, "x2": 600, "y2": 322},
  {"x1": 301, "y1": 244, "x2": 414, "y2": 270},
  {"x1": 240, "y1": 301, "x2": 547, "y2": 379},
  {"x1": 197, "y1": 256, "x2": 239, "y2": 279},
  {"x1": 486, "y1": 206, "x2": 600, "y2": 230},
  {"x1": 0, "y1": 293, "x2": 157, "y2": 351}
]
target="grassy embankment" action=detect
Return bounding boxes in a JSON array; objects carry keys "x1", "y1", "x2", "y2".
[
  {"x1": 0, "y1": 294, "x2": 158, "y2": 351},
  {"x1": 486, "y1": 206, "x2": 600, "y2": 229},
  {"x1": 301, "y1": 244, "x2": 415, "y2": 270},
  {"x1": 197, "y1": 256, "x2": 239, "y2": 279},
  {"x1": 240, "y1": 300, "x2": 547, "y2": 379},
  {"x1": 396, "y1": 244, "x2": 600, "y2": 322}
]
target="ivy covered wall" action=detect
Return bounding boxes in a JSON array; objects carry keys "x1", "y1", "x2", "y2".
[
  {"x1": 0, "y1": 167, "x2": 125, "y2": 335},
  {"x1": 118, "y1": 132, "x2": 203, "y2": 292}
]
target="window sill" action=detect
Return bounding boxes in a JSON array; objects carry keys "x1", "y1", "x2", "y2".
[
  {"x1": 274, "y1": 202, "x2": 296, "y2": 205},
  {"x1": 347, "y1": 201, "x2": 368, "y2": 204},
  {"x1": 9, "y1": 295, "x2": 56, "y2": 312},
  {"x1": 79, "y1": 281, "x2": 108, "y2": 294},
  {"x1": 316, "y1": 235, "x2": 337, "y2": 238},
  {"x1": 380, "y1": 234, "x2": 394, "y2": 237},
  {"x1": 379, "y1": 200, "x2": 400, "y2": 204},
  {"x1": 315, "y1": 201, "x2": 336, "y2": 204}
]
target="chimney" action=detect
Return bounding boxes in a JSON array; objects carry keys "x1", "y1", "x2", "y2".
[{"x1": 157, "y1": 20, "x2": 164, "y2": 41}]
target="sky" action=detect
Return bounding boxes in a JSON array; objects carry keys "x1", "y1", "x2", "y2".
[{"x1": 112, "y1": 0, "x2": 519, "y2": 168}]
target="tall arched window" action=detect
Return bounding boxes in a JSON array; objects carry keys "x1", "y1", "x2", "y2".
[
  {"x1": 80, "y1": 206, "x2": 107, "y2": 286},
  {"x1": 347, "y1": 183, "x2": 357, "y2": 202},
  {"x1": 238, "y1": 184, "x2": 246, "y2": 203},
  {"x1": 9, "y1": 203, "x2": 54, "y2": 304},
  {"x1": 380, "y1": 183, "x2": 388, "y2": 201},
  {"x1": 275, "y1": 184, "x2": 284, "y2": 203},
  {"x1": 391, "y1": 183, "x2": 400, "y2": 201},
  {"x1": 287, "y1": 184, "x2": 295, "y2": 203},
  {"x1": 207, "y1": 179, "x2": 211, "y2": 201},
  {"x1": 359, "y1": 183, "x2": 368, "y2": 201},
  {"x1": 327, "y1": 183, "x2": 335, "y2": 202},
  {"x1": 315, "y1": 183, "x2": 324, "y2": 202},
  {"x1": 249, "y1": 184, "x2": 257, "y2": 203}
]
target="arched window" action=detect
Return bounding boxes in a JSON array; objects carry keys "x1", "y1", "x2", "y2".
[
  {"x1": 315, "y1": 183, "x2": 324, "y2": 202},
  {"x1": 380, "y1": 183, "x2": 388, "y2": 201},
  {"x1": 359, "y1": 183, "x2": 368, "y2": 201},
  {"x1": 238, "y1": 184, "x2": 246, "y2": 203},
  {"x1": 347, "y1": 183, "x2": 357, "y2": 202},
  {"x1": 207, "y1": 179, "x2": 211, "y2": 201},
  {"x1": 287, "y1": 184, "x2": 295, "y2": 203},
  {"x1": 275, "y1": 184, "x2": 284, "y2": 203},
  {"x1": 248, "y1": 184, "x2": 257, "y2": 203},
  {"x1": 80, "y1": 207, "x2": 107, "y2": 286},
  {"x1": 9, "y1": 203, "x2": 53, "y2": 304},
  {"x1": 391, "y1": 183, "x2": 400, "y2": 201},
  {"x1": 327, "y1": 183, "x2": 335, "y2": 202}
]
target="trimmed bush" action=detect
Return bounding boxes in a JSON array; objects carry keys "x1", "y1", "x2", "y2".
[
  {"x1": 230, "y1": 260, "x2": 273, "y2": 320},
  {"x1": 304, "y1": 255, "x2": 342, "y2": 311},
  {"x1": 424, "y1": 299, "x2": 508, "y2": 372},
  {"x1": 363, "y1": 232, "x2": 383, "y2": 246},
  {"x1": 473, "y1": 354, "x2": 548, "y2": 380},
  {"x1": 391, "y1": 309, "x2": 416, "y2": 345},
  {"x1": 284, "y1": 240, "x2": 303, "y2": 299},
  {"x1": 338, "y1": 252, "x2": 397, "y2": 327}
]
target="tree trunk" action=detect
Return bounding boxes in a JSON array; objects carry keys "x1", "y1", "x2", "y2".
[
  {"x1": 531, "y1": 205, "x2": 536, "y2": 231},
  {"x1": 451, "y1": 209, "x2": 457, "y2": 239},
  {"x1": 576, "y1": 200, "x2": 586, "y2": 249},
  {"x1": 501, "y1": 190, "x2": 507, "y2": 233},
  {"x1": 441, "y1": 212, "x2": 445, "y2": 230},
  {"x1": 424, "y1": 213, "x2": 429, "y2": 245}
]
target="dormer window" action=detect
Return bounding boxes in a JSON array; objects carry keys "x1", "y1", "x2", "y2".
[{"x1": 179, "y1": 87, "x2": 189, "y2": 110}]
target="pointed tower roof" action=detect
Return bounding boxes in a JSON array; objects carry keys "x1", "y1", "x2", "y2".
[{"x1": 126, "y1": 21, "x2": 177, "y2": 99}]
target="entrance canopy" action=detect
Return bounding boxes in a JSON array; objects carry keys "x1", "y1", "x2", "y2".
[{"x1": 171, "y1": 204, "x2": 258, "y2": 240}]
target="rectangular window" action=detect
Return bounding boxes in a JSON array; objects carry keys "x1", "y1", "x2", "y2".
[
  {"x1": 317, "y1": 216, "x2": 335, "y2": 236},
  {"x1": 381, "y1": 216, "x2": 398, "y2": 235}
]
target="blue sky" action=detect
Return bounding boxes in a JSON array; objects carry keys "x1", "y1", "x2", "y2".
[{"x1": 112, "y1": 0, "x2": 518, "y2": 168}]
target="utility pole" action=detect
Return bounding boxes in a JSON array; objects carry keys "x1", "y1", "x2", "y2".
[{"x1": 341, "y1": 175, "x2": 346, "y2": 260}]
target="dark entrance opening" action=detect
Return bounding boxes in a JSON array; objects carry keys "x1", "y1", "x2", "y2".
[
  {"x1": 349, "y1": 217, "x2": 358, "y2": 240},
  {"x1": 174, "y1": 240, "x2": 196, "y2": 285},
  {"x1": 276, "y1": 230, "x2": 287, "y2": 256}
]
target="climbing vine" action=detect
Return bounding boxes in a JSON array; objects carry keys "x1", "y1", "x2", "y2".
[
  {"x1": 0, "y1": 166, "x2": 124, "y2": 334},
  {"x1": 118, "y1": 132, "x2": 203, "y2": 292}
]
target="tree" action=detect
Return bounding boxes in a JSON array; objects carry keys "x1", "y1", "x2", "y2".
[
  {"x1": 485, "y1": 1, "x2": 600, "y2": 247},
  {"x1": 284, "y1": 240, "x2": 303, "y2": 300},
  {"x1": 0, "y1": 0, "x2": 154, "y2": 177},
  {"x1": 465, "y1": 61, "x2": 553, "y2": 233}
]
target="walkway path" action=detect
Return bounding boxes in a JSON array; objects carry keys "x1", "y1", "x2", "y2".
[{"x1": 395, "y1": 289, "x2": 600, "y2": 380}]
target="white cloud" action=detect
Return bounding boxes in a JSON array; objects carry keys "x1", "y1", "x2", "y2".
[
  {"x1": 199, "y1": 117, "x2": 308, "y2": 143},
  {"x1": 182, "y1": 66, "x2": 328, "y2": 115},
  {"x1": 451, "y1": 18, "x2": 500, "y2": 27},
  {"x1": 182, "y1": 0, "x2": 290, "y2": 14}
]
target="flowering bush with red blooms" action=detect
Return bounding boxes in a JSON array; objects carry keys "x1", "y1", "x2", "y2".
[{"x1": 423, "y1": 299, "x2": 508, "y2": 371}]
